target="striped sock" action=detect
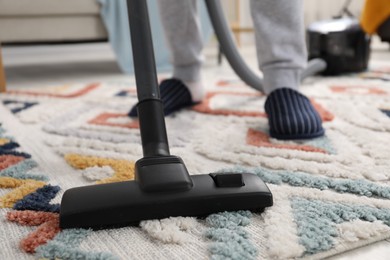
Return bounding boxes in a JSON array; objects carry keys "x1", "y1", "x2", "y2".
[
  {"x1": 129, "y1": 78, "x2": 196, "y2": 117},
  {"x1": 264, "y1": 88, "x2": 324, "y2": 140}
]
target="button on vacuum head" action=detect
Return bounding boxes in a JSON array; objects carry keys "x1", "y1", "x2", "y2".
[{"x1": 210, "y1": 173, "x2": 245, "y2": 187}]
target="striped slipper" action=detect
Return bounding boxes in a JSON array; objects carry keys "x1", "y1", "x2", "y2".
[
  {"x1": 129, "y1": 78, "x2": 195, "y2": 117},
  {"x1": 264, "y1": 88, "x2": 325, "y2": 140}
]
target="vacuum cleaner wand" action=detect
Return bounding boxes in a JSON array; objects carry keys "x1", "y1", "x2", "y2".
[
  {"x1": 59, "y1": 0, "x2": 273, "y2": 230},
  {"x1": 127, "y1": 0, "x2": 169, "y2": 158}
]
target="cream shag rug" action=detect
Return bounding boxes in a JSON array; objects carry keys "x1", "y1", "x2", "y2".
[{"x1": 1, "y1": 64, "x2": 390, "y2": 260}]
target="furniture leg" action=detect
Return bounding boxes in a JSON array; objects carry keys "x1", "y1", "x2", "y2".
[{"x1": 0, "y1": 45, "x2": 6, "y2": 93}]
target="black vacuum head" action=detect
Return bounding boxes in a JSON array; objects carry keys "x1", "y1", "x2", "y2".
[{"x1": 60, "y1": 172, "x2": 272, "y2": 229}]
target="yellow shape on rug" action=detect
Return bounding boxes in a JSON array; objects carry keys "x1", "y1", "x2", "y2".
[
  {"x1": 0, "y1": 177, "x2": 46, "y2": 208},
  {"x1": 64, "y1": 154, "x2": 135, "y2": 184},
  {"x1": 0, "y1": 138, "x2": 11, "y2": 146}
]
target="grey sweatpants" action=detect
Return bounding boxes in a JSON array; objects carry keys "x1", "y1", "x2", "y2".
[{"x1": 157, "y1": 0, "x2": 307, "y2": 94}]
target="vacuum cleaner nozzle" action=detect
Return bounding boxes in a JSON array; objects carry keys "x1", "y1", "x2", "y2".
[
  {"x1": 135, "y1": 155, "x2": 193, "y2": 192},
  {"x1": 60, "y1": 171, "x2": 273, "y2": 229}
]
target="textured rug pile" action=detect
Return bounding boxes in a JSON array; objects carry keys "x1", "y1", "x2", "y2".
[{"x1": 1, "y1": 64, "x2": 390, "y2": 259}]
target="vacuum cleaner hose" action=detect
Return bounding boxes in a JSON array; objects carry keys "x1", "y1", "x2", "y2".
[
  {"x1": 205, "y1": 0, "x2": 264, "y2": 92},
  {"x1": 301, "y1": 58, "x2": 327, "y2": 80},
  {"x1": 205, "y1": 0, "x2": 327, "y2": 92}
]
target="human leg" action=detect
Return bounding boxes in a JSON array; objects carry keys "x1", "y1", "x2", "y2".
[
  {"x1": 250, "y1": 0, "x2": 306, "y2": 94},
  {"x1": 129, "y1": 0, "x2": 204, "y2": 117},
  {"x1": 158, "y1": 0, "x2": 203, "y2": 87},
  {"x1": 250, "y1": 0, "x2": 324, "y2": 139}
]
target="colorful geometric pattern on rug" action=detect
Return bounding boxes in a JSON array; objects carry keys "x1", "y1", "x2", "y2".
[
  {"x1": 1, "y1": 65, "x2": 390, "y2": 259},
  {"x1": 0, "y1": 124, "x2": 116, "y2": 259}
]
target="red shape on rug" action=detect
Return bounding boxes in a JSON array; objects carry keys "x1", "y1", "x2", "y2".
[
  {"x1": 7, "y1": 210, "x2": 60, "y2": 253},
  {"x1": 0, "y1": 155, "x2": 26, "y2": 171},
  {"x1": 216, "y1": 80, "x2": 246, "y2": 88},
  {"x1": 7, "y1": 83, "x2": 99, "y2": 98},
  {"x1": 192, "y1": 91, "x2": 334, "y2": 122},
  {"x1": 88, "y1": 113, "x2": 140, "y2": 129},
  {"x1": 330, "y1": 85, "x2": 387, "y2": 95},
  {"x1": 310, "y1": 99, "x2": 335, "y2": 122},
  {"x1": 371, "y1": 67, "x2": 390, "y2": 74},
  {"x1": 246, "y1": 128, "x2": 328, "y2": 154},
  {"x1": 216, "y1": 80, "x2": 231, "y2": 87}
]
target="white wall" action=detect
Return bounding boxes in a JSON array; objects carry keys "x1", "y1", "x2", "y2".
[{"x1": 303, "y1": 0, "x2": 365, "y2": 26}]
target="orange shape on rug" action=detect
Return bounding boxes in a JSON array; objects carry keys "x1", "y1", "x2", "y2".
[
  {"x1": 88, "y1": 113, "x2": 139, "y2": 129},
  {"x1": 7, "y1": 210, "x2": 60, "y2": 253},
  {"x1": 7, "y1": 83, "x2": 99, "y2": 98},
  {"x1": 330, "y1": 85, "x2": 387, "y2": 95},
  {"x1": 246, "y1": 128, "x2": 328, "y2": 154},
  {"x1": 216, "y1": 80, "x2": 246, "y2": 88}
]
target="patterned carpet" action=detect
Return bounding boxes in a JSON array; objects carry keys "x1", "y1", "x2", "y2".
[{"x1": 1, "y1": 65, "x2": 390, "y2": 260}]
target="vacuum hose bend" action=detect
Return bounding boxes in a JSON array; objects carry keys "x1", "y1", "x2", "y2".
[
  {"x1": 205, "y1": 0, "x2": 327, "y2": 92},
  {"x1": 205, "y1": 0, "x2": 264, "y2": 92},
  {"x1": 301, "y1": 58, "x2": 327, "y2": 80}
]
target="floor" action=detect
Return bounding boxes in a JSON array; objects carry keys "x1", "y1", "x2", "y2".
[{"x1": 1, "y1": 37, "x2": 390, "y2": 259}]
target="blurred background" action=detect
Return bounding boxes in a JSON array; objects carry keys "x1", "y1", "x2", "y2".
[{"x1": 0, "y1": 0, "x2": 388, "y2": 89}]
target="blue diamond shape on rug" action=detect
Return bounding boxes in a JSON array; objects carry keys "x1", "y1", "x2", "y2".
[
  {"x1": 2, "y1": 100, "x2": 38, "y2": 114},
  {"x1": 0, "y1": 150, "x2": 31, "y2": 158},
  {"x1": 291, "y1": 197, "x2": 390, "y2": 255},
  {"x1": 380, "y1": 109, "x2": 390, "y2": 118},
  {"x1": 13, "y1": 185, "x2": 60, "y2": 213},
  {"x1": 205, "y1": 211, "x2": 257, "y2": 260},
  {"x1": 35, "y1": 229, "x2": 118, "y2": 260},
  {"x1": 115, "y1": 90, "x2": 130, "y2": 97}
]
